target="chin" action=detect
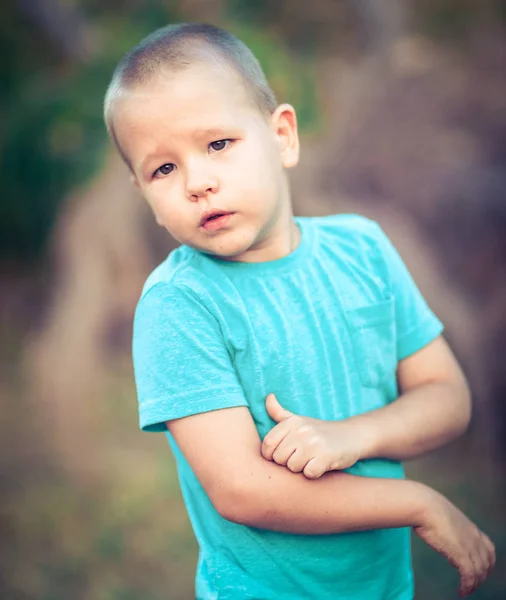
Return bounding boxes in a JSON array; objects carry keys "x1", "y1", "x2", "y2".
[
  {"x1": 204, "y1": 243, "x2": 252, "y2": 261},
  {"x1": 195, "y1": 231, "x2": 257, "y2": 260}
]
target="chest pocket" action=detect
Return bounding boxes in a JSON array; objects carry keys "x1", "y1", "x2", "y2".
[{"x1": 345, "y1": 295, "x2": 396, "y2": 388}]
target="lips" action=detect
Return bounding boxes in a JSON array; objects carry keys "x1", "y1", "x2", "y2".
[
  {"x1": 200, "y1": 210, "x2": 234, "y2": 232},
  {"x1": 200, "y1": 209, "x2": 233, "y2": 227}
]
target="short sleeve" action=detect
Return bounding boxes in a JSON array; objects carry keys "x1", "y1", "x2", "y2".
[
  {"x1": 371, "y1": 223, "x2": 444, "y2": 361},
  {"x1": 132, "y1": 283, "x2": 248, "y2": 432}
]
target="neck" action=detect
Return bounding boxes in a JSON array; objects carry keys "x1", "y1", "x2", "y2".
[
  {"x1": 236, "y1": 213, "x2": 301, "y2": 264},
  {"x1": 223, "y1": 180, "x2": 300, "y2": 263}
]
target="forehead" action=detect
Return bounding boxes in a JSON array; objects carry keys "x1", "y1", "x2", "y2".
[{"x1": 113, "y1": 64, "x2": 260, "y2": 149}]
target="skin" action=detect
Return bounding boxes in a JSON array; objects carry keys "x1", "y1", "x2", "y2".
[
  {"x1": 112, "y1": 63, "x2": 300, "y2": 263},
  {"x1": 262, "y1": 335, "x2": 473, "y2": 478},
  {"x1": 170, "y1": 405, "x2": 494, "y2": 598},
  {"x1": 111, "y1": 62, "x2": 495, "y2": 597}
]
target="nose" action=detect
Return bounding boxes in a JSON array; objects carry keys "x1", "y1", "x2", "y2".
[{"x1": 185, "y1": 163, "x2": 219, "y2": 200}]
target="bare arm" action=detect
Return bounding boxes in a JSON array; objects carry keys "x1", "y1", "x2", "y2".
[
  {"x1": 261, "y1": 336, "x2": 471, "y2": 475},
  {"x1": 352, "y1": 335, "x2": 471, "y2": 460},
  {"x1": 169, "y1": 404, "x2": 431, "y2": 533},
  {"x1": 167, "y1": 404, "x2": 494, "y2": 596}
]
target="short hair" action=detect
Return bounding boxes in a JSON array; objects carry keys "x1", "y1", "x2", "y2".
[{"x1": 104, "y1": 23, "x2": 278, "y2": 164}]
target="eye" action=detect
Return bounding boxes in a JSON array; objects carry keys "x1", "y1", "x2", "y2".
[
  {"x1": 154, "y1": 163, "x2": 175, "y2": 177},
  {"x1": 209, "y1": 139, "x2": 231, "y2": 152}
]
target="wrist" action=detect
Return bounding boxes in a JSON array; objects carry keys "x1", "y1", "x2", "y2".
[
  {"x1": 346, "y1": 414, "x2": 381, "y2": 460},
  {"x1": 408, "y1": 482, "x2": 443, "y2": 528}
]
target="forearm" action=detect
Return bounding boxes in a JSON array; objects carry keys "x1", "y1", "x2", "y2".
[
  {"x1": 219, "y1": 455, "x2": 436, "y2": 534},
  {"x1": 353, "y1": 381, "x2": 471, "y2": 461},
  {"x1": 168, "y1": 404, "x2": 441, "y2": 535}
]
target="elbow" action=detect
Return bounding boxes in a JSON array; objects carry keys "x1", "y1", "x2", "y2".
[
  {"x1": 461, "y1": 377, "x2": 472, "y2": 432},
  {"x1": 452, "y1": 377, "x2": 472, "y2": 437},
  {"x1": 210, "y1": 481, "x2": 262, "y2": 526}
]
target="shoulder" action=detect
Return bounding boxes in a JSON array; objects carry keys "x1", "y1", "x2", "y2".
[
  {"x1": 138, "y1": 243, "x2": 231, "y2": 304},
  {"x1": 133, "y1": 253, "x2": 217, "y2": 353},
  {"x1": 139, "y1": 245, "x2": 202, "y2": 302},
  {"x1": 308, "y1": 213, "x2": 387, "y2": 259},
  {"x1": 310, "y1": 212, "x2": 381, "y2": 240},
  {"x1": 133, "y1": 249, "x2": 208, "y2": 336},
  {"x1": 135, "y1": 245, "x2": 235, "y2": 328}
]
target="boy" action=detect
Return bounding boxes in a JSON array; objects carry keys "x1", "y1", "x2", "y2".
[{"x1": 104, "y1": 23, "x2": 495, "y2": 600}]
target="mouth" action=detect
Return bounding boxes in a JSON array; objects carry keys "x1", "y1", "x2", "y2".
[{"x1": 200, "y1": 210, "x2": 234, "y2": 231}]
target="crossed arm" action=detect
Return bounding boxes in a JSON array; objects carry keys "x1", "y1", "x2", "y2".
[
  {"x1": 166, "y1": 335, "x2": 493, "y2": 595},
  {"x1": 169, "y1": 334, "x2": 469, "y2": 524},
  {"x1": 349, "y1": 334, "x2": 471, "y2": 460},
  {"x1": 260, "y1": 335, "x2": 472, "y2": 478}
]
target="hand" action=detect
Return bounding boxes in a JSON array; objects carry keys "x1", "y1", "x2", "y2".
[
  {"x1": 261, "y1": 393, "x2": 365, "y2": 478},
  {"x1": 415, "y1": 491, "x2": 496, "y2": 597}
]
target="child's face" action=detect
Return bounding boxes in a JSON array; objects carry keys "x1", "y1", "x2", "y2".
[{"x1": 113, "y1": 63, "x2": 299, "y2": 261}]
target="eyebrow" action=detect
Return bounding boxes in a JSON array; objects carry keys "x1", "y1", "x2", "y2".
[
  {"x1": 139, "y1": 153, "x2": 167, "y2": 176},
  {"x1": 138, "y1": 126, "x2": 239, "y2": 174},
  {"x1": 190, "y1": 127, "x2": 228, "y2": 139}
]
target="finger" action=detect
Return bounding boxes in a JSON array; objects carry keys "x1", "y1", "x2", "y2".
[
  {"x1": 272, "y1": 437, "x2": 298, "y2": 466},
  {"x1": 475, "y1": 536, "x2": 492, "y2": 585},
  {"x1": 266, "y1": 393, "x2": 294, "y2": 423},
  {"x1": 286, "y1": 448, "x2": 310, "y2": 473},
  {"x1": 261, "y1": 422, "x2": 291, "y2": 461},
  {"x1": 459, "y1": 575, "x2": 475, "y2": 597},
  {"x1": 481, "y1": 533, "x2": 496, "y2": 575},
  {"x1": 454, "y1": 552, "x2": 475, "y2": 598},
  {"x1": 470, "y1": 528, "x2": 494, "y2": 588},
  {"x1": 458, "y1": 560, "x2": 477, "y2": 598},
  {"x1": 470, "y1": 546, "x2": 488, "y2": 591},
  {"x1": 303, "y1": 457, "x2": 328, "y2": 480},
  {"x1": 463, "y1": 531, "x2": 487, "y2": 590}
]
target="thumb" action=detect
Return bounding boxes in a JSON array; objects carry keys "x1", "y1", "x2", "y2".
[{"x1": 266, "y1": 393, "x2": 293, "y2": 422}]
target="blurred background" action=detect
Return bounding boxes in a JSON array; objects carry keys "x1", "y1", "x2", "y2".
[{"x1": 1, "y1": 1, "x2": 505, "y2": 598}]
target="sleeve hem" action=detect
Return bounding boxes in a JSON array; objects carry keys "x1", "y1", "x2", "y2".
[
  {"x1": 139, "y1": 390, "x2": 249, "y2": 432},
  {"x1": 397, "y1": 316, "x2": 444, "y2": 361}
]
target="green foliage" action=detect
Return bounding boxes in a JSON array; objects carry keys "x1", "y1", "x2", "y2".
[
  {"x1": 1, "y1": 2, "x2": 321, "y2": 264},
  {"x1": 226, "y1": 0, "x2": 273, "y2": 23},
  {"x1": 227, "y1": 21, "x2": 321, "y2": 133},
  {"x1": 0, "y1": 1, "x2": 181, "y2": 264},
  {"x1": 1, "y1": 65, "x2": 108, "y2": 262}
]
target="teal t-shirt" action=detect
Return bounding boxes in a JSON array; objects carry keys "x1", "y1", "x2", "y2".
[{"x1": 133, "y1": 214, "x2": 444, "y2": 600}]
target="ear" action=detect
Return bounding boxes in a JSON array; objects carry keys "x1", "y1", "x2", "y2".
[{"x1": 271, "y1": 104, "x2": 300, "y2": 169}]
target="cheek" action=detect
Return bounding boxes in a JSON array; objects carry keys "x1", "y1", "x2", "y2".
[
  {"x1": 143, "y1": 187, "x2": 182, "y2": 227},
  {"x1": 143, "y1": 189, "x2": 165, "y2": 218},
  {"x1": 228, "y1": 143, "x2": 278, "y2": 194}
]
